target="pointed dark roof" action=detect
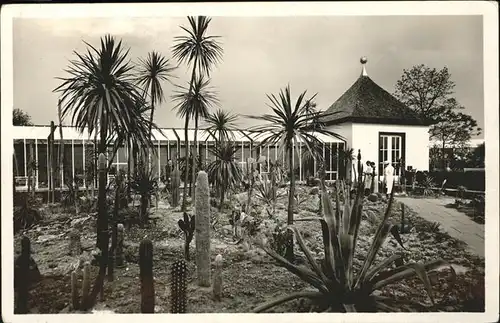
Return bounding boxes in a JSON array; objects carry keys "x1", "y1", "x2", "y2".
[{"x1": 320, "y1": 75, "x2": 428, "y2": 126}]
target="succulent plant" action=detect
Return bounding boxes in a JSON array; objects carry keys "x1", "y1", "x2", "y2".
[
  {"x1": 170, "y1": 259, "x2": 188, "y2": 313},
  {"x1": 139, "y1": 239, "x2": 155, "y2": 313},
  {"x1": 254, "y1": 174, "x2": 456, "y2": 312},
  {"x1": 178, "y1": 212, "x2": 195, "y2": 261}
]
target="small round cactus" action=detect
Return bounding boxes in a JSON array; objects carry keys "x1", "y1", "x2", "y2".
[{"x1": 170, "y1": 259, "x2": 188, "y2": 313}]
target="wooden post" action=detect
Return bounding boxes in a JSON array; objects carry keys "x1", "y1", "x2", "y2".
[
  {"x1": 49, "y1": 121, "x2": 56, "y2": 204},
  {"x1": 58, "y1": 99, "x2": 65, "y2": 192}
]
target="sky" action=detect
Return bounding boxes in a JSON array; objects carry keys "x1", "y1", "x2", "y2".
[{"x1": 12, "y1": 15, "x2": 484, "y2": 137}]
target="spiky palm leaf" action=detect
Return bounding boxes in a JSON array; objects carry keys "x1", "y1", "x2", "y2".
[
  {"x1": 206, "y1": 142, "x2": 242, "y2": 204},
  {"x1": 203, "y1": 108, "x2": 239, "y2": 143},
  {"x1": 246, "y1": 85, "x2": 344, "y2": 226},
  {"x1": 54, "y1": 35, "x2": 147, "y2": 153},
  {"x1": 135, "y1": 51, "x2": 177, "y2": 135},
  {"x1": 172, "y1": 74, "x2": 218, "y2": 121},
  {"x1": 254, "y1": 174, "x2": 456, "y2": 313},
  {"x1": 171, "y1": 16, "x2": 223, "y2": 78},
  {"x1": 172, "y1": 16, "x2": 223, "y2": 211}
]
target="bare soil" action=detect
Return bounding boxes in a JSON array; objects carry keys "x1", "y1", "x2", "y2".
[{"x1": 14, "y1": 186, "x2": 485, "y2": 314}]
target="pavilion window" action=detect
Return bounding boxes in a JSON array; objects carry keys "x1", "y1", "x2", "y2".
[
  {"x1": 14, "y1": 140, "x2": 26, "y2": 178},
  {"x1": 151, "y1": 145, "x2": 158, "y2": 177},
  {"x1": 74, "y1": 142, "x2": 84, "y2": 180},
  {"x1": 159, "y1": 143, "x2": 169, "y2": 176},
  {"x1": 63, "y1": 141, "x2": 73, "y2": 184}
]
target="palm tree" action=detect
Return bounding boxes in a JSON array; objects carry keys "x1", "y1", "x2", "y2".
[
  {"x1": 135, "y1": 51, "x2": 177, "y2": 136},
  {"x1": 204, "y1": 108, "x2": 238, "y2": 143},
  {"x1": 172, "y1": 74, "x2": 219, "y2": 210},
  {"x1": 53, "y1": 34, "x2": 151, "y2": 310},
  {"x1": 172, "y1": 16, "x2": 223, "y2": 210},
  {"x1": 110, "y1": 97, "x2": 159, "y2": 199},
  {"x1": 206, "y1": 141, "x2": 242, "y2": 207},
  {"x1": 247, "y1": 85, "x2": 344, "y2": 260}
]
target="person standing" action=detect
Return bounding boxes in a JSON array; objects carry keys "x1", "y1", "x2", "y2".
[
  {"x1": 370, "y1": 161, "x2": 377, "y2": 193},
  {"x1": 383, "y1": 160, "x2": 395, "y2": 198},
  {"x1": 363, "y1": 161, "x2": 373, "y2": 196}
]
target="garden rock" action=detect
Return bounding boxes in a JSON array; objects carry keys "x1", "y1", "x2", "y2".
[{"x1": 367, "y1": 193, "x2": 379, "y2": 202}]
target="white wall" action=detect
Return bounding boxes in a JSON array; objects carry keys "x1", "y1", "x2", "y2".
[
  {"x1": 350, "y1": 123, "x2": 430, "y2": 177},
  {"x1": 327, "y1": 122, "x2": 352, "y2": 147}
]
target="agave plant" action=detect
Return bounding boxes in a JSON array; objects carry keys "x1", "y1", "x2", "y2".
[
  {"x1": 254, "y1": 175, "x2": 455, "y2": 312},
  {"x1": 421, "y1": 175, "x2": 437, "y2": 197},
  {"x1": 255, "y1": 179, "x2": 286, "y2": 217}
]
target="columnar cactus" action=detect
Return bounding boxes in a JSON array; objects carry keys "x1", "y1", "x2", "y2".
[
  {"x1": 195, "y1": 171, "x2": 211, "y2": 287},
  {"x1": 170, "y1": 260, "x2": 187, "y2": 313},
  {"x1": 81, "y1": 262, "x2": 91, "y2": 309},
  {"x1": 139, "y1": 239, "x2": 155, "y2": 313},
  {"x1": 213, "y1": 254, "x2": 223, "y2": 301},
  {"x1": 171, "y1": 165, "x2": 181, "y2": 207},
  {"x1": 178, "y1": 212, "x2": 195, "y2": 261},
  {"x1": 15, "y1": 236, "x2": 32, "y2": 313},
  {"x1": 71, "y1": 270, "x2": 79, "y2": 310},
  {"x1": 115, "y1": 223, "x2": 125, "y2": 268},
  {"x1": 68, "y1": 229, "x2": 82, "y2": 256}
]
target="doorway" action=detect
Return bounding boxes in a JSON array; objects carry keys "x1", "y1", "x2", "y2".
[{"x1": 378, "y1": 132, "x2": 405, "y2": 183}]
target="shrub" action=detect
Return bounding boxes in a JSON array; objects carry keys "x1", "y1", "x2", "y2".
[{"x1": 14, "y1": 194, "x2": 42, "y2": 234}]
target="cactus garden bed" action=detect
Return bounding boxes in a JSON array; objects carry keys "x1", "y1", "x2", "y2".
[{"x1": 14, "y1": 185, "x2": 485, "y2": 313}]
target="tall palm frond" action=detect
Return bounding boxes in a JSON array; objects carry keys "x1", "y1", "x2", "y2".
[
  {"x1": 54, "y1": 35, "x2": 145, "y2": 153},
  {"x1": 171, "y1": 16, "x2": 223, "y2": 78},
  {"x1": 246, "y1": 85, "x2": 344, "y2": 260},
  {"x1": 135, "y1": 51, "x2": 177, "y2": 135},
  {"x1": 206, "y1": 142, "x2": 242, "y2": 206},
  {"x1": 247, "y1": 86, "x2": 343, "y2": 163},
  {"x1": 203, "y1": 108, "x2": 239, "y2": 143},
  {"x1": 171, "y1": 15, "x2": 223, "y2": 211},
  {"x1": 172, "y1": 74, "x2": 219, "y2": 121}
]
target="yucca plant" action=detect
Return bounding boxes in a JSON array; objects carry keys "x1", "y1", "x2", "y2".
[
  {"x1": 206, "y1": 141, "x2": 242, "y2": 207},
  {"x1": 254, "y1": 173, "x2": 455, "y2": 312},
  {"x1": 130, "y1": 160, "x2": 159, "y2": 227}
]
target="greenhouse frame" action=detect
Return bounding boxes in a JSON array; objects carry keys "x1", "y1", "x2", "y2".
[{"x1": 12, "y1": 125, "x2": 346, "y2": 191}]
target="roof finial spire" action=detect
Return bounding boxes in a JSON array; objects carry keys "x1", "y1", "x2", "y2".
[{"x1": 360, "y1": 56, "x2": 368, "y2": 76}]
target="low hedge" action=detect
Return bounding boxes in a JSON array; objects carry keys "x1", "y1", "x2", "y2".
[{"x1": 404, "y1": 170, "x2": 485, "y2": 192}]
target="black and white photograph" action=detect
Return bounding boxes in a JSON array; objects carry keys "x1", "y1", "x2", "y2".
[{"x1": 1, "y1": 2, "x2": 498, "y2": 322}]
